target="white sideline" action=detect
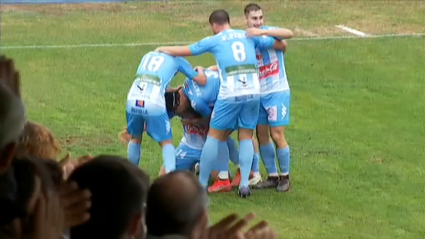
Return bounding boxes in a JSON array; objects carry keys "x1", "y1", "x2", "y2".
[
  {"x1": 1, "y1": 33, "x2": 424, "y2": 50},
  {"x1": 335, "y1": 25, "x2": 369, "y2": 37}
]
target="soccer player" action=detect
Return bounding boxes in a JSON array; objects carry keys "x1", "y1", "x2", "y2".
[
  {"x1": 244, "y1": 3, "x2": 293, "y2": 191},
  {"x1": 156, "y1": 10, "x2": 287, "y2": 198},
  {"x1": 162, "y1": 70, "x2": 240, "y2": 185},
  {"x1": 126, "y1": 51, "x2": 205, "y2": 173}
]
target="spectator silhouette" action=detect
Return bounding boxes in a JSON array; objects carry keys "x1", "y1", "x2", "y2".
[
  {"x1": 0, "y1": 81, "x2": 26, "y2": 226},
  {"x1": 68, "y1": 155, "x2": 150, "y2": 239},
  {"x1": 146, "y1": 171, "x2": 208, "y2": 239}
]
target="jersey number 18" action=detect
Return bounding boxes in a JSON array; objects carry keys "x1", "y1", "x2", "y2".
[{"x1": 140, "y1": 55, "x2": 165, "y2": 72}]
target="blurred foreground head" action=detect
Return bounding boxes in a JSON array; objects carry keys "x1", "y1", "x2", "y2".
[
  {"x1": 16, "y1": 121, "x2": 62, "y2": 160},
  {"x1": 0, "y1": 156, "x2": 59, "y2": 237},
  {"x1": 0, "y1": 82, "x2": 26, "y2": 173},
  {"x1": 146, "y1": 171, "x2": 209, "y2": 238},
  {"x1": 68, "y1": 155, "x2": 150, "y2": 239}
]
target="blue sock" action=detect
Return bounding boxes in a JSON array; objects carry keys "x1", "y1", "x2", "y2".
[
  {"x1": 277, "y1": 146, "x2": 290, "y2": 175},
  {"x1": 251, "y1": 153, "x2": 260, "y2": 173},
  {"x1": 216, "y1": 141, "x2": 230, "y2": 178},
  {"x1": 162, "y1": 144, "x2": 176, "y2": 173},
  {"x1": 227, "y1": 137, "x2": 239, "y2": 165},
  {"x1": 260, "y1": 143, "x2": 278, "y2": 175},
  {"x1": 127, "y1": 141, "x2": 141, "y2": 166},
  {"x1": 239, "y1": 139, "x2": 254, "y2": 188},
  {"x1": 199, "y1": 136, "x2": 220, "y2": 187}
]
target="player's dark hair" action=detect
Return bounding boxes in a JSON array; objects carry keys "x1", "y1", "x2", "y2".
[
  {"x1": 69, "y1": 155, "x2": 150, "y2": 239},
  {"x1": 184, "y1": 103, "x2": 202, "y2": 119},
  {"x1": 209, "y1": 9, "x2": 230, "y2": 25},
  {"x1": 244, "y1": 3, "x2": 262, "y2": 16},
  {"x1": 165, "y1": 90, "x2": 181, "y2": 111},
  {"x1": 146, "y1": 171, "x2": 208, "y2": 237}
]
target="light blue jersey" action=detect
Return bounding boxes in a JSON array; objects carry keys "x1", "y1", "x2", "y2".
[
  {"x1": 257, "y1": 26, "x2": 289, "y2": 94},
  {"x1": 189, "y1": 29, "x2": 276, "y2": 100},
  {"x1": 126, "y1": 51, "x2": 198, "y2": 116},
  {"x1": 182, "y1": 69, "x2": 220, "y2": 117}
]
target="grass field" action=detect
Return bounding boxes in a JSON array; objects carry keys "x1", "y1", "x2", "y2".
[{"x1": 2, "y1": 0, "x2": 425, "y2": 238}]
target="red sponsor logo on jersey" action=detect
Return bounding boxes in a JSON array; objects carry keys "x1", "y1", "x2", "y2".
[
  {"x1": 259, "y1": 61, "x2": 279, "y2": 80},
  {"x1": 186, "y1": 124, "x2": 208, "y2": 136}
]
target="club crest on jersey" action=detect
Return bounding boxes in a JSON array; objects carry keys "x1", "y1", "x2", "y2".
[
  {"x1": 259, "y1": 61, "x2": 279, "y2": 80},
  {"x1": 135, "y1": 100, "x2": 145, "y2": 108},
  {"x1": 184, "y1": 82, "x2": 189, "y2": 89},
  {"x1": 256, "y1": 54, "x2": 263, "y2": 60}
]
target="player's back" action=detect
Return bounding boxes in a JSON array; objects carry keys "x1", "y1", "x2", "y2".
[
  {"x1": 257, "y1": 26, "x2": 289, "y2": 94},
  {"x1": 135, "y1": 51, "x2": 180, "y2": 91},
  {"x1": 213, "y1": 29, "x2": 258, "y2": 69},
  {"x1": 210, "y1": 29, "x2": 260, "y2": 99},
  {"x1": 184, "y1": 69, "x2": 220, "y2": 105}
]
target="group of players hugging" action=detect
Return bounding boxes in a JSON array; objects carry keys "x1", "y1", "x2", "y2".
[{"x1": 122, "y1": 3, "x2": 293, "y2": 198}]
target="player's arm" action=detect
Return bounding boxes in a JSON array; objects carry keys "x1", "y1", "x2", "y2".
[
  {"x1": 176, "y1": 57, "x2": 207, "y2": 85},
  {"x1": 261, "y1": 27, "x2": 293, "y2": 40},
  {"x1": 190, "y1": 97, "x2": 212, "y2": 118},
  {"x1": 253, "y1": 35, "x2": 287, "y2": 51},
  {"x1": 156, "y1": 36, "x2": 214, "y2": 57},
  {"x1": 207, "y1": 65, "x2": 218, "y2": 71},
  {"x1": 156, "y1": 46, "x2": 192, "y2": 56},
  {"x1": 246, "y1": 27, "x2": 293, "y2": 40}
]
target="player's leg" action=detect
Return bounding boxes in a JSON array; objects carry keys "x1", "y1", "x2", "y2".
[
  {"x1": 249, "y1": 136, "x2": 262, "y2": 185},
  {"x1": 227, "y1": 137, "x2": 239, "y2": 166},
  {"x1": 268, "y1": 91, "x2": 291, "y2": 192},
  {"x1": 145, "y1": 113, "x2": 175, "y2": 173},
  {"x1": 126, "y1": 111, "x2": 145, "y2": 166},
  {"x1": 157, "y1": 144, "x2": 200, "y2": 176},
  {"x1": 229, "y1": 135, "x2": 261, "y2": 187},
  {"x1": 175, "y1": 144, "x2": 202, "y2": 172},
  {"x1": 237, "y1": 97, "x2": 261, "y2": 198},
  {"x1": 252, "y1": 96, "x2": 280, "y2": 189},
  {"x1": 199, "y1": 101, "x2": 238, "y2": 189},
  {"x1": 208, "y1": 130, "x2": 234, "y2": 193},
  {"x1": 227, "y1": 135, "x2": 245, "y2": 188}
]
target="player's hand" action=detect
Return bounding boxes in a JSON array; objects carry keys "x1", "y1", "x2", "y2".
[
  {"x1": 195, "y1": 213, "x2": 255, "y2": 239},
  {"x1": 33, "y1": 191, "x2": 65, "y2": 239},
  {"x1": 155, "y1": 47, "x2": 163, "y2": 52},
  {"x1": 0, "y1": 55, "x2": 21, "y2": 97},
  {"x1": 207, "y1": 65, "x2": 218, "y2": 71},
  {"x1": 60, "y1": 181, "x2": 91, "y2": 228},
  {"x1": 244, "y1": 221, "x2": 277, "y2": 239},
  {"x1": 194, "y1": 66, "x2": 205, "y2": 72},
  {"x1": 245, "y1": 28, "x2": 265, "y2": 37}
]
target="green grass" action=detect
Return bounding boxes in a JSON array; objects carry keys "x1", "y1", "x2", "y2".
[{"x1": 2, "y1": 1, "x2": 425, "y2": 238}]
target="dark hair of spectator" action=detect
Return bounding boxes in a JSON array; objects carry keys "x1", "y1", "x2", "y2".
[
  {"x1": 68, "y1": 155, "x2": 150, "y2": 239},
  {"x1": 146, "y1": 171, "x2": 208, "y2": 237}
]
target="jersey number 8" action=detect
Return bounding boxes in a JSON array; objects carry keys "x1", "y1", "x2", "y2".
[
  {"x1": 231, "y1": 41, "x2": 246, "y2": 62},
  {"x1": 141, "y1": 55, "x2": 165, "y2": 72}
]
